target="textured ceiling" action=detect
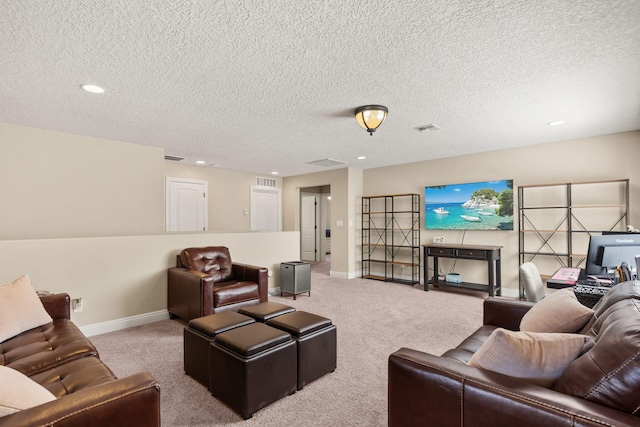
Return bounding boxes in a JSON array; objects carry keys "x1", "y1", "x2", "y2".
[{"x1": 1, "y1": 1, "x2": 639, "y2": 177}]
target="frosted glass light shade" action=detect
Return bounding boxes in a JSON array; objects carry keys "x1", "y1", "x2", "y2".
[{"x1": 354, "y1": 105, "x2": 388, "y2": 135}]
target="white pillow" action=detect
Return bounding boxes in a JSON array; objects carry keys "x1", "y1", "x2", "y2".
[
  {"x1": 520, "y1": 287, "x2": 593, "y2": 333},
  {"x1": 0, "y1": 365, "x2": 56, "y2": 417},
  {"x1": 0, "y1": 275, "x2": 53, "y2": 343},
  {"x1": 468, "y1": 328, "x2": 588, "y2": 387}
]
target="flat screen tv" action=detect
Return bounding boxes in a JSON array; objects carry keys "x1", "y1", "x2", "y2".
[
  {"x1": 425, "y1": 179, "x2": 513, "y2": 230},
  {"x1": 584, "y1": 233, "x2": 640, "y2": 278}
]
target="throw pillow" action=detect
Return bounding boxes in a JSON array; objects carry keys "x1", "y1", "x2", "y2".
[
  {"x1": 520, "y1": 287, "x2": 593, "y2": 333},
  {"x1": 0, "y1": 365, "x2": 56, "y2": 417},
  {"x1": 468, "y1": 328, "x2": 588, "y2": 387},
  {"x1": 0, "y1": 275, "x2": 53, "y2": 343}
]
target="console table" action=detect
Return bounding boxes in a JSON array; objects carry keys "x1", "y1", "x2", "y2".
[{"x1": 423, "y1": 244, "x2": 502, "y2": 296}]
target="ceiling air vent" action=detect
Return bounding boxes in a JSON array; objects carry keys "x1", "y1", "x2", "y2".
[
  {"x1": 307, "y1": 158, "x2": 347, "y2": 167},
  {"x1": 256, "y1": 177, "x2": 277, "y2": 188},
  {"x1": 164, "y1": 155, "x2": 185, "y2": 161}
]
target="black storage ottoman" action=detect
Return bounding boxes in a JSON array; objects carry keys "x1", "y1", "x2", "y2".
[
  {"x1": 210, "y1": 322, "x2": 297, "y2": 419},
  {"x1": 184, "y1": 311, "x2": 255, "y2": 389},
  {"x1": 238, "y1": 301, "x2": 295, "y2": 322},
  {"x1": 267, "y1": 310, "x2": 336, "y2": 390}
]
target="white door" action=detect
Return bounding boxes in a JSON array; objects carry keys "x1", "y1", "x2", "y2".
[
  {"x1": 251, "y1": 186, "x2": 281, "y2": 231},
  {"x1": 166, "y1": 178, "x2": 208, "y2": 231},
  {"x1": 301, "y1": 194, "x2": 318, "y2": 261}
]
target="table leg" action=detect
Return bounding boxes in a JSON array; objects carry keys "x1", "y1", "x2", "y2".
[
  {"x1": 496, "y1": 257, "x2": 502, "y2": 296},
  {"x1": 487, "y1": 259, "x2": 494, "y2": 297},
  {"x1": 432, "y1": 256, "x2": 439, "y2": 288},
  {"x1": 423, "y1": 247, "x2": 429, "y2": 291}
]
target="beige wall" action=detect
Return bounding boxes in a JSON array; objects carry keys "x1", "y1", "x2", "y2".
[
  {"x1": 164, "y1": 161, "x2": 283, "y2": 232},
  {"x1": 0, "y1": 123, "x2": 165, "y2": 239},
  {"x1": 283, "y1": 168, "x2": 358, "y2": 276},
  {"x1": 0, "y1": 122, "x2": 298, "y2": 330},
  {"x1": 2, "y1": 119, "x2": 639, "y2": 326},
  {"x1": 0, "y1": 231, "x2": 299, "y2": 328},
  {"x1": 362, "y1": 131, "x2": 640, "y2": 295}
]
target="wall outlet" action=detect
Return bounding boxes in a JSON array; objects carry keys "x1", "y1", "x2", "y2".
[
  {"x1": 433, "y1": 236, "x2": 445, "y2": 243},
  {"x1": 72, "y1": 297, "x2": 83, "y2": 313}
]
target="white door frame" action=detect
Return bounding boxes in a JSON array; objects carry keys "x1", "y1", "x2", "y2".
[{"x1": 301, "y1": 192, "x2": 321, "y2": 261}]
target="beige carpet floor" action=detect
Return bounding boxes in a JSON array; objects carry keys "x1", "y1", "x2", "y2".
[{"x1": 90, "y1": 261, "x2": 486, "y2": 426}]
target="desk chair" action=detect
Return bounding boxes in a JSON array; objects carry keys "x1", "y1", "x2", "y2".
[{"x1": 519, "y1": 262, "x2": 545, "y2": 302}]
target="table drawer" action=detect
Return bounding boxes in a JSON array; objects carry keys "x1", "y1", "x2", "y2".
[
  {"x1": 427, "y1": 247, "x2": 456, "y2": 257},
  {"x1": 456, "y1": 249, "x2": 488, "y2": 260}
]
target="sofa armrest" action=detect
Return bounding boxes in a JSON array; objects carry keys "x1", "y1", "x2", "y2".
[
  {"x1": 232, "y1": 263, "x2": 269, "y2": 303},
  {"x1": 0, "y1": 372, "x2": 160, "y2": 427},
  {"x1": 388, "y1": 348, "x2": 639, "y2": 427},
  {"x1": 167, "y1": 267, "x2": 214, "y2": 320},
  {"x1": 40, "y1": 293, "x2": 71, "y2": 320},
  {"x1": 482, "y1": 297, "x2": 534, "y2": 330}
]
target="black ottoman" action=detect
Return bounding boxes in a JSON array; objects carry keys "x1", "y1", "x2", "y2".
[
  {"x1": 267, "y1": 310, "x2": 337, "y2": 390},
  {"x1": 210, "y1": 322, "x2": 297, "y2": 419},
  {"x1": 238, "y1": 301, "x2": 295, "y2": 322},
  {"x1": 184, "y1": 311, "x2": 255, "y2": 389}
]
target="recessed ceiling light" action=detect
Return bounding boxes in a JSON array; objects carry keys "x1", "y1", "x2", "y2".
[
  {"x1": 271, "y1": 171, "x2": 279, "y2": 175},
  {"x1": 356, "y1": 156, "x2": 366, "y2": 160},
  {"x1": 548, "y1": 120, "x2": 565, "y2": 126},
  {"x1": 195, "y1": 160, "x2": 206, "y2": 165},
  {"x1": 80, "y1": 84, "x2": 105, "y2": 94}
]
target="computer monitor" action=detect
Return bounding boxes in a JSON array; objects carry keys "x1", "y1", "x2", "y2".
[{"x1": 584, "y1": 233, "x2": 640, "y2": 278}]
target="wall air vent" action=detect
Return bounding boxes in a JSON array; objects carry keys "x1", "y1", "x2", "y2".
[
  {"x1": 164, "y1": 155, "x2": 185, "y2": 161},
  {"x1": 256, "y1": 177, "x2": 277, "y2": 188}
]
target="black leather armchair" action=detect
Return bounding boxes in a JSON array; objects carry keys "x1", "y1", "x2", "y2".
[{"x1": 168, "y1": 246, "x2": 268, "y2": 322}]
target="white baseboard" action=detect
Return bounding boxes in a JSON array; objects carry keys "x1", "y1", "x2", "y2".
[
  {"x1": 330, "y1": 270, "x2": 352, "y2": 279},
  {"x1": 80, "y1": 309, "x2": 170, "y2": 337}
]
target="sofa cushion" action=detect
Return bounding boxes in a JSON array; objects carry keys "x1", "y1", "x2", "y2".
[
  {"x1": 468, "y1": 328, "x2": 588, "y2": 387},
  {"x1": 0, "y1": 275, "x2": 53, "y2": 343},
  {"x1": 553, "y1": 283, "x2": 640, "y2": 415},
  {"x1": 441, "y1": 325, "x2": 498, "y2": 364},
  {"x1": 0, "y1": 319, "x2": 98, "y2": 377},
  {"x1": 520, "y1": 287, "x2": 593, "y2": 333},
  {"x1": 0, "y1": 365, "x2": 56, "y2": 417},
  {"x1": 30, "y1": 356, "x2": 117, "y2": 398}
]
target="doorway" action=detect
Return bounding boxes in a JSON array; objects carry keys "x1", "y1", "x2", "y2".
[{"x1": 300, "y1": 186, "x2": 331, "y2": 269}]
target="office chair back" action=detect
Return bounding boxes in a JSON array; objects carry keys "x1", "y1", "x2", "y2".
[{"x1": 519, "y1": 262, "x2": 545, "y2": 302}]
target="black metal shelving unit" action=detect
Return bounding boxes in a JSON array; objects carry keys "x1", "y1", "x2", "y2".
[
  {"x1": 362, "y1": 194, "x2": 420, "y2": 285},
  {"x1": 518, "y1": 179, "x2": 629, "y2": 299}
]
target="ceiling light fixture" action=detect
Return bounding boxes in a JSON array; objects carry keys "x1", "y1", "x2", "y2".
[
  {"x1": 548, "y1": 120, "x2": 565, "y2": 126},
  {"x1": 271, "y1": 171, "x2": 279, "y2": 175},
  {"x1": 356, "y1": 156, "x2": 366, "y2": 160},
  {"x1": 354, "y1": 105, "x2": 388, "y2": 135},
  {"x1": 80, "y1": 84, "x2": 105, "y2": 94},
  {"x1": 195, "y1": 160, "x2": 206, "y2": 164}
]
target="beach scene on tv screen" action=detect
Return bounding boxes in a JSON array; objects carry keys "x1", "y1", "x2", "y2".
[{"x1": 425, "y1": 180, "x2": 514, "y2": 230}]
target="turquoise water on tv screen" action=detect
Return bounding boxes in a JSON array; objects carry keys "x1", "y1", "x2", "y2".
[{"x1": 425, "y1": 202, "x2": 513, "y2": 230}]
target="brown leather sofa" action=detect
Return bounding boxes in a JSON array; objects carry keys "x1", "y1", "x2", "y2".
[
  {"x1": 0, "y1": 293, "x2": 160, "y2": 426},
  {"x1": 388, "y1": 281, "x2": 640, "y2": 427},
  {"x1": 168, "y1": 246, "x2": 268, "y2": 322}
]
